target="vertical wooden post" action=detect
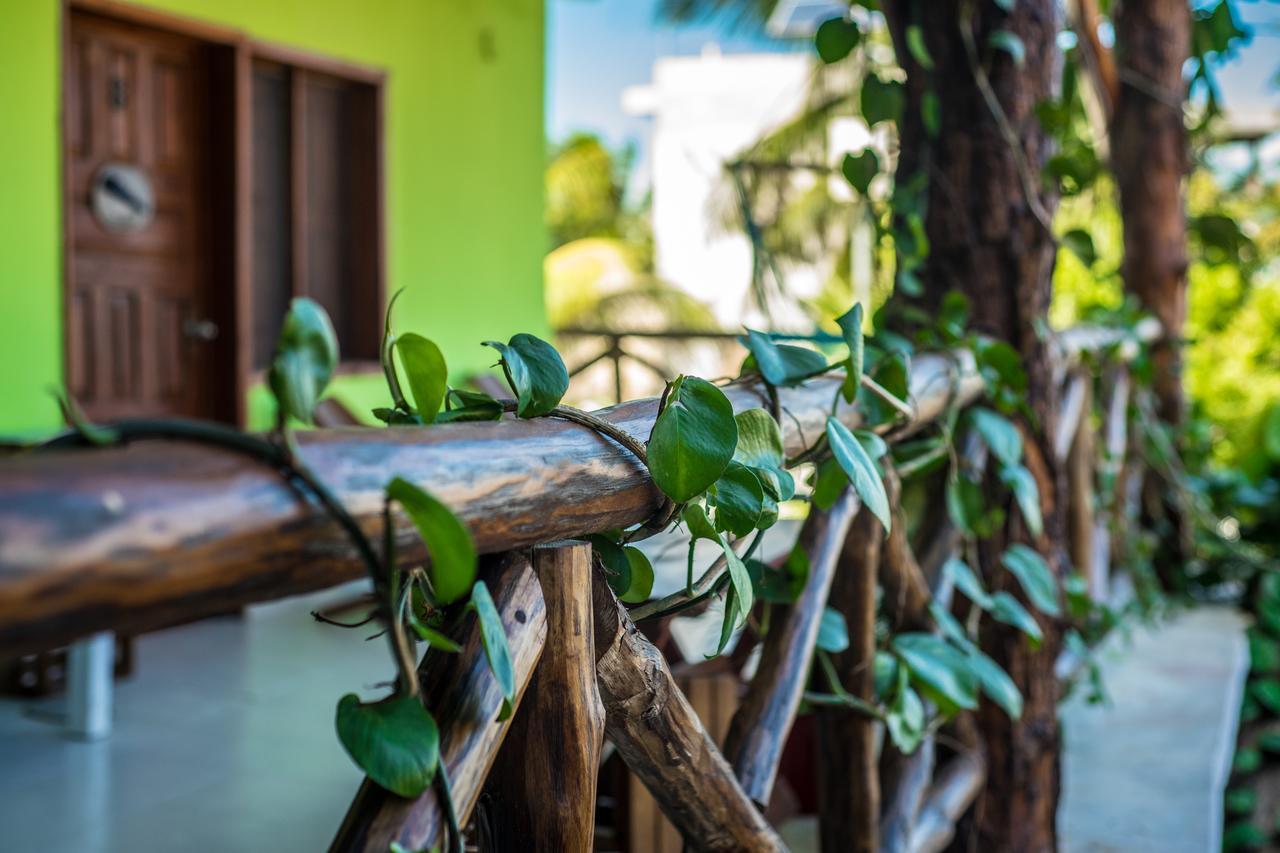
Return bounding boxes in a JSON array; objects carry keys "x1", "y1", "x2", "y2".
[
  {"x1": 480, "y1": 541, "x2": 604, "y2": 852},
  {"x1": 1066, "y1": 374, "x2": 1098, "y2": 597},
  {"x1": 1096, "y1": 364, "x2": 1132, "y2": 598},
  {"x1": 722, "y1": 489, "x2": 859, "y2": 807},
  {"x1": 330, "y1": 553, "x2": 548, "y2": 853},
  {"x1": 816, "y1": 507, "x2": 884, "y2": 853}
]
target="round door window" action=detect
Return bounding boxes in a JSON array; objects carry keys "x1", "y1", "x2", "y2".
[{"x1": 91, "y1": 163, "x2": 155, "y2": 234}]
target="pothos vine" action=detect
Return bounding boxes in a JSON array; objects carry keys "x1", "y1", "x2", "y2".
[{"x1": 44, "y1": 283, "x2": 1090, "y2": 851}]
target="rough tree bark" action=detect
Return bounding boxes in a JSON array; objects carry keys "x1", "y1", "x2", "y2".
[
  {"x1": 1112, "y1": 0, "x2": 1190, "y2": 427},
  {"x1": 883, "y1": 1, "x2": 1066, "y2": 850}
]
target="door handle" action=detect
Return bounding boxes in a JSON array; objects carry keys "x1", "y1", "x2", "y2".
[{"x1": 183, "y1": 318, "x2": 219, "y2": 342}]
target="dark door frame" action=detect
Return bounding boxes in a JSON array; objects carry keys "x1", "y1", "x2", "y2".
[{"x1": 60, "y1": 0, "x2": 386, "y2": 427}]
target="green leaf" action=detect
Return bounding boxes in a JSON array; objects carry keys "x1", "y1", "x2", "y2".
[
  {"x1": 483, "y1": 333, "x2": 569, "y2": 418},
  {"x1": 814, "y1": 16, "x2": 860, "y2": 64},
  {"x1": 837, "y1": 303, "x2": 865, "y2": 403},
  {"x1": 1249, "y1": 629, "x2": 1280, "y2": 674},
  {"x1": 989, "y1": 591, "x2": 1044, "y2": 645},
  {"x1": 396, "y1": 333, "x2": 448, "y2": 422},
  {"x1": 721, "y1": 532, "x2": 754, "y2": 629},
  {"x1": 1000, "y1": 544, "x2": 1060, "y2": 616},
  {"x1": 732, "y1": 409, "x2": 784, "y2": 470},
  {"x1": 946, "y1": 474, "x2": 983, "y2": 535},
  {"x1": 1258, "y1": 731, "x2": 1280, "y2": 754},
  {"x1": 893, "y1": 633, "x2": 979, "y2": 712},
  {"x1": 811, "y1": 459, "x2": 848, "y2": 511},
  {"x1": 434, "y1": 388, "x2": 503, "y2": 423},
  {"x1": 999, "y1": 464, "x2": 1044, "y2": 537},
  {"x1": 336, "y1": 692, "x2": 439, "y2": 797},
  {"x1": 1225, "y1": 787, "x2": 1257, "y2": 815},
  {"x1": 906, "y1": 24, "x2": 934, "y2": 69},
  {"x1": 1061, "y1": 228, "x2": 1098, "y2": 268},
  {"x1": 469, "y1": 581, "x2": 515, "y2": 721},
  {"x1": 269, "y1": 297, "x2": 339, "y2": 424},
  {"x1": 682, "y1": 502, "x2": 718, "y2": 542},
  {"x1": 993, "y1": 0, "x2": 1015, "y2": 10},
  {"x1": 886, "y1": 667, "x2": 926, "y2": 753},
  {"x1": 944, "y1": 558, "x2": 992, "y2": 609},
  {"x1": 1234, "y1": 748, "x2": 1263, "y2": 775},
  {"x1": 841, "y1": 149, "x2": 879, "y2": 195},
  {"x1": 921, "y1": 91, "x2": 940, "y2": 137},
  {"x1": 861, "y1": 75, "x2": 903, "y2": 127},
  {"x1": 816, "y1": 607, "x2": 850, "y2": 653},
  {"x1": 647, "y1": 376, "x2": 738, "y2": 502},
  {"x1": 826, "y1": 417, "x2": 891, "y2": 532},
  {"x1": 988, "y1": 29, "x2": 1025, "y2": 65},
  {"x1": 409, "y1": 619, "x2": 462, "y2": 653},
  {"x1": 963, "y1": 648, "x2": 1023, "y2": 718},
  {"x1": 740, "y1": 329, "x2": 829, "y2": 387},
  {"x1": 590, "y1": 535, "x2": 632, "y2": 598},
  {"x1": 713, "y1": 462, "x2": 765, "y2": 536},
  {"x1": 621, "y1": 547, "x2": 655, "y2": 604},
  {"x1": 970, "y1": 408, "x2": 1022, "y2": 467},
  {"x1": 387, "y1": 478, "x2": 476, "y2": 606},
  {"x1": 1222, "y1": 821, "x2": 1267, "y2": 851},
  {"x1": 1250, "y1": 678, "x2": 1280, "y2": 715}
]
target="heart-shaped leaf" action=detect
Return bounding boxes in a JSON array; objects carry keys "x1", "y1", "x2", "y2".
[
  {"x1": 732, "y1": 409, "x2": 784, "y2": 470},
  {"x1": 836, "y1": 303, "x2": 865, "y2": 403},
  {"x1": 387, "y1": 478, "x2": 476, "y2": 606},
  {"x1": 269, "y1": 297, "x2": 339, "y2": 424},
  {"x1": 816, "y1": 607, "x2": 850, "y2": 653},
  {"x1": 396, "y1": 333, "x2": 448, "y2": 422},
  {"x1": 647, "y1": 376, "x2": 738, "y2": 502},
  {"x1": 826, "y1": 417, "x2": 891, "y2": 532},
  {"x1": 841, "y1": 150, "x2": 880, "y2": 195},
  {"x1": 469, "y1": 581, "x2": 515, "y2": 720},
  {"x1": 590, "y1": 535, "x2": 632, "y2": 598},
  {"x1": 886, "y1": 672, "x2": 926, "y2": 754},
  {"x1": 621, "y1": 546, "x2": 655, "y2": 604},
  {"x1": 1000, "y1": 463, "x2": 1044, "y2": 537},
  {"x1": 740, "y1": 329, "x2": 829, "y2": 387},
  {"x1": 1000, "y1": 544, "x2": 1060, "y2": 616},
  {"x1": 483, "y1": 333, "x2": 569, "y2": 418},
  {"x1": 861, "y1": 75, "x2": 904, "y2": 127},
  {"x1": 814, "y1": 16, "x2": 860, "y2": 64},
  {"x1": 336, "y1": 692, "x2": 439, "y2": 797},
  {"x1": 893, "y1": 632, "x2": 979, "y2": 713},
  {"x1": 713, "y1": 462, "x2": 765, "y2": 536}
]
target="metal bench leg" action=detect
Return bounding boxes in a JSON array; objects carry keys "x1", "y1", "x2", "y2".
[{"x1": 65, "y1": 632, "x2": 114, "y2": 740}]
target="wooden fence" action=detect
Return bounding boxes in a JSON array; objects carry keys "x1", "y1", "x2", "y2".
[{"x1": 0, "y1": 319, "x2": 1158, "y2": 851}]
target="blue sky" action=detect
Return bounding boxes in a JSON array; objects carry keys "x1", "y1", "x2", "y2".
[{"x1": 548, "y1": 0, "x2": 1279, "y2": 157}]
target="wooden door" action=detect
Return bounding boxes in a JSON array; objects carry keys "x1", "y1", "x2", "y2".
[{"x1": 65, "y1": 11, "x2": 224, "y2": 421}]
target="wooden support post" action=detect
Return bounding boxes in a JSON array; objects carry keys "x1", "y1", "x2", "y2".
[
  {"x1": 816, "y1": 506, "x2": 884, "y2": 853},
  {"x1": 879, "y1": 738, "x2": 936, "y2": 853},
  {"x1": 591, "y1": 570, "x2": 786, "y2": 852},
  {"x1": 330, "y1": 552, "x2": 548, "y2": 853},
  {"x1": 722, "y1": 489, "x2": 860, "y2": 807},
  {"x1": 478, "y1": 542, "x2": 603, "y2": 852},
  {"x1": 1066, "y1": 374, "x2": 1098, "y2": 597},
  {"x1": 879, "y1": 467, "x2": 932, "y2": 633},
  {"x1": 908, "y1": 752, "x2": 987, "y2": 853},
  {"x1": 1096, "y1": 364, "x2": 1131, "y2": 598}
]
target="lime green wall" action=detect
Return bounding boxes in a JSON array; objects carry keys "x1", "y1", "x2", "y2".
[{"x1": 0, "y1": 0, "x2": 546, "y2": 436}]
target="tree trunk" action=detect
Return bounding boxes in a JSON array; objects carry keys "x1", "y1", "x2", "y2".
[
  {"x1": 1112, "y1": 0, "x2": 1190, "y2": 427},
  {"x1": 884, "y1": 1, "x2": 1065, "y2": 850}
]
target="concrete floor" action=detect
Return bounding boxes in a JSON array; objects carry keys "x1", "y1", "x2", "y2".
[
  {"x1": 0, "y1": 560, "x2": 1247, "y2": 852},
  {"x1": 1058, "y1": 606, "x2": 1249, "y2": 853}
]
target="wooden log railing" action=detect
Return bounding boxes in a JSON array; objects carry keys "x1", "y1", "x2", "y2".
[{"x1": 0, "y1": 321, "x2": 1158, "y2": 851}]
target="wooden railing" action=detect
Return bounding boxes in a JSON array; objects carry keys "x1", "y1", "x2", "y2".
[{"x1": 0, "y1": 319, "x2": 1158, "y2": 851}]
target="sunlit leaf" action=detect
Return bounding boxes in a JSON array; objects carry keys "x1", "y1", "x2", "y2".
[
  {"x1": 387, "y1": 478, "x2": 476, "y2": 606},
  {"x1": 827, "y1": 417, "x2": 891, "y2": 531},
  {"x1": 836, "y1": 303, "x2": 865, "y2": 403},
  {"x1": 336, "y1": 692, "x2": 439, "y2": 797},
  {"x1": 483, "y1": 333, "x2": 569, "y2": 418},
  {"x1": 396, "y1": 333, "x2": 448, "y2": 422},
  {"x1": 647, "y1": 375, "x2": 738, "y2": 502}
]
